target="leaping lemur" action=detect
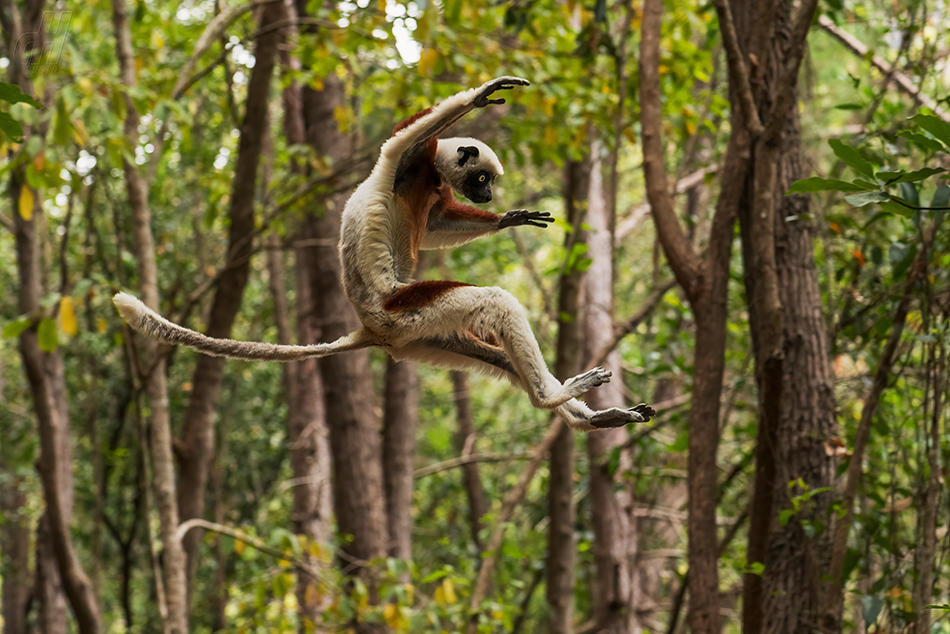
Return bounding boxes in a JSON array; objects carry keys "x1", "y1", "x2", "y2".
[{"x1": 114, "y1": 76, "x2": 656, "y2": 430}]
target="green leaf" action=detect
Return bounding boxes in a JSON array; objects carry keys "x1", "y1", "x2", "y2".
[
  {"x1": 911, "y1": 113, "x2": 950, "y2": 150},
  {"x1": 862, "y1": 596, "x2": 883, "y2": 627},
  {"x1": 844, "y1": 191, "x2": 889, "y2": 207},
  {"x1": 898, "y1": 182, "x2": 919, "y2": 207},
  {"x1": 931, "y1": 185, "x2": 948, "y2": 227},
  {"x1": 2, "y1": 317, "x2": 32, "y2": 338},
  {"x1": 0, "y1": 82, "x2": 42, "y2": 108},
  {"x1": 834, "y1": 103, "x2": 864, "y2": 110},
  {"x1": 778, "y1": 509, "x2": 795, "y2": 526},
  {"x1": 786, "y1": 177, "x2": 872, "y2": 194},
  {"x1": 38, "y1": 318, "x2": 58, "y2": 352},
  {"x1": 898, "y1": 130, "x2": 943, "y2": 153},
  {"x1": 891, "y1": 167, "x2": 946, "y2": 183},
  {"x1": 829, "y1": 139, "x2": 875, "y2": 179},
  {"x1": 0, "y1": 111, "x2": 24, "y2": 140},
  {"x1": 747, "y1": 561, "x2": 765, "y2": 575}
]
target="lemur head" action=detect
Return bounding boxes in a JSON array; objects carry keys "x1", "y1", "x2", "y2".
[{"x1": 434, "y1": 138, "x2": 504, "y2": 204}]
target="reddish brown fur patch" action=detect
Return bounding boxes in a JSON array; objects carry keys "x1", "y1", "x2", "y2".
[
  {"x1": 395, "y1": 138, "x2": 441, "y2": 260},
  {"x1": 394, "y1": 106, "x2": 435, "y2": 133},
  {"x1": 443, "y1": 187, "x2": 500, "y2": 223},
  {"x1": 384, "y1": 281, "x2": 473, "y2": 312}
]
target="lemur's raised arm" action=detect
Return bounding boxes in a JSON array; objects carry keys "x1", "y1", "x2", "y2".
[{"x1": 114, "y1": 76, "x2": 656, "y2": 431}]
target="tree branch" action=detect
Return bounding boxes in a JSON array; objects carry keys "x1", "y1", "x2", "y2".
[
  {"x1": 466, "y1": 418, "x2": 565, "y2": 633},
  {"x1": 818, "y1": 15, "x2": 950, "y2": 123},
  {"x1": 414, "y1": 452, "x2": 532, "y2": 478},
  {"x1": 638, "y1": 0, "x2": 703, "y2": 298},
  {"x1": 710, "y1": 0, "x2": 763, "y2": 136},
  {"x1": 763, "y1": 0, "x2": 821, "y2": 142}
]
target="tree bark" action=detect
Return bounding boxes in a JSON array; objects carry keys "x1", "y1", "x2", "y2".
[
  {"x1": 109, "y1": 1, "x2": 188, "y2": 630},
  {"x1": 546, "y1": 157, "x2": 589, "y2": 634},
  {"x1": 297, "y1": 4, "x2": 388, "y2": 613},
  {"x1": 383, "y1": 357, "x2": 420, "y2": 561},
  {"x1": 276, "y1": 18, "x2": 334, "y2": 628},
  {"x1": 583, "y1": 141, "x2": 639, "y2": 634},
  {"x1": 639, "y1": 2, "x2": 743, "y2": 632},
  {"x1": 0, "y1": 464, "x2": 32, "y2": 634},
  {"x1": 176, "y1": 0, "x2": 287, "y2": 600},
  {"x1": 451, "y1": 371, "x2": 489, "y2": 550}
]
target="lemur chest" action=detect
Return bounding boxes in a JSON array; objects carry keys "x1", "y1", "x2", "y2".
[{"x1": 394, "y1": 190, "x2": 440, "y2": 257}]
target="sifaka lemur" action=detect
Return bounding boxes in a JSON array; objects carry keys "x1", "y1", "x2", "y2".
[{"x1": 114, "y1": 76, "x2": 656, "y2": 431}]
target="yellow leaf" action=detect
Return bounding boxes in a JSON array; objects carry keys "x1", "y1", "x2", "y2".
[
  {"x1": 312, "y1": 77, "x2": 324, "y2": 91},
  {"x1": 438, "y1": 578, "x2": 457, "y2": 604},
  {"x1": 333, "y1": 106, "x2": 350, "y2": 133},
  {"x1": 97, "y1": 317, "x2": 108, "y2": 334},
  {"x1": 134, "y1": 56, "x2": 144, "y2": 80},
  {"x1": 33, "y1": 152, "x2": 45, "y2": 171},
  {"x1": 234, "y1": 539, "x2": 245, "y2": 555},
  {"x1": 79, "y1": 77, "x2": 93, "y2": 94},
  {"x1": 60, "y1": 297, "x2": 78, "y2": 336},
  {"x1": 403, "y1": 583, "x2": 414, "y2": 604},
  {"x1": 544, "y1": 126, "x2": 557, "y2": 146},
  {"x1": 73, "y1": 120, "x2": 90, "y2": 145},
  {"x1": 622, "y1": 127, "x2": 637, "y2": 144},
  {"x1": 542, "y1": 96, "x2": 556, "y2": 117},
  {"x1": 279, "y1": 559, "x2": 292, "y2": 568},
  {"x1": 418, "y1": 48, "x2": 438, "y2": 77},
  {"x1": 18, "y1": 187, "x2": 34, "y2": 221}
]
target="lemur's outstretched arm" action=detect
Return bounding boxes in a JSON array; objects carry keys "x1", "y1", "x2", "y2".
[
  {"x1": 421, "y1": 203, "x2": 554, "y2": 250},
  {"x1": 384, "y1": 76, "x2": 530, "y2": 189}
]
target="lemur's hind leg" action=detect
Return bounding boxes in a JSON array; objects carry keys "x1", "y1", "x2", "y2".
[
  {"x1": 391, "y1": 332, "x2": 656, "y2": 431},
  {"x1": 384, "y1": 284, "x2": 611, "y2": 410}
]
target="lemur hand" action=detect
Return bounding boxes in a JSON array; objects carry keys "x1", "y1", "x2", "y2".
[
  {"x1": 473, "y1": 76, "x2": 530, "y2": 108},
  {"x1": 630, "y1": 403, "x2": 657, "y2": 422},
  {"x1": 499, "y1": 209, "x2": 554, "y2": 229}
]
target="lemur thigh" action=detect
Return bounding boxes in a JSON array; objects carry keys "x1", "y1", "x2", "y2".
[
  {"x1": 385, "y1": 284, "x2": 610, "y2": 410},
  {"x1": 393, "y1": 332, "x2": 653, "y2": 431}
]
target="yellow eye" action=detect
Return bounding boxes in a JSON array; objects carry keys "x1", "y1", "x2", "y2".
[{"x1": 479, "y1": 174, "x2": 486, "y2": 182}]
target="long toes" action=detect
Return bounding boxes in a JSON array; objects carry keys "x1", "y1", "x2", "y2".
[
  {"x1": 584, "y1": 367, "x2": 612, "y2": 386},
  {"x1": 630, "y1": 403, "x2": 657, "y2": 421}
]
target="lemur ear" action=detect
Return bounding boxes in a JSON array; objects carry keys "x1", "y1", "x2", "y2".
[{"x1": 457, "y1": 146, "x2": 479, "y2": 166}]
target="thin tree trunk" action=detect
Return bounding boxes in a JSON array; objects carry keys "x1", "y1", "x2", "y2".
[
  {"x1": 639, "y1": 2, "x2": 742, "y2": 632},
  {"x1": 277, "y1": 19, "x2": 334, "y2": 628},
  {"x1": 111, "y1": 0, "x2": 186, "y2": 627},
  {"x1": 297, "y1": 7, "x2": 388, "y2": 615},
  {"x1": 451, "y1": 371, "x2": 490, "y2": 550},
  {"x1": 383, "y1": 357, "x2": 420, "y2": 561},
  {"x1": 913, "y1": 344, "x2": 943, "y2": 633},
  {"x1": 0, "y1": 463, "x2": 32, "y2": 634},
  {"x1": 176, "y1": 0, "x2": 287, "y2": 601},
  {"x1": 547, "y1": 157, "x2": 590, "y2": 634}
]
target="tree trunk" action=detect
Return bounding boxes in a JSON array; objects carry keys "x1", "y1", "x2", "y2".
[
  {"x1": 276, "y1": 21, "x2": 334, "y2": 628},
  {"x1": 547, "y1": 157, "x2": 590, "y2": 634},
  {"x1": 583, "y1": 141, "x2": 639, "y2": 634},
  {"x1": 639, "y1": 2, "x2": 743, "y2": 632},
  {"x1": 0, "y1": 465, "x2": 32, "y2": 634},
  {"x1": 383, "y1": 357, "x2": 420, "y2": 561},
  {"x1": 297, "y1": 14, "x2": 388, "y2": 614},
  {"x1": 451, "y1": 371, "x2": 489, "y2": 550},
  {"x1": 176, "y1": 0, "x2": 287, "y2": 600},
  {"x1": 110, "y1": 0, "x2": 187, "y2": 630}
]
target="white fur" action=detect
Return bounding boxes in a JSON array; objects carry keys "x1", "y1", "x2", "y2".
[{"x1": 114, "y1": 77, "x2": 654, "y2": 431}]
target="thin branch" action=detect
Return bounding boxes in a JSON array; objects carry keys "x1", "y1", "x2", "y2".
[
  {"x1": 818, "y1": 16, "x2": 950, "y2": 123},
  {"x1": 615, "y1": 166, "x2": 718, "y2": 244},
  {"x1": 589, "y1": 278, "x2": 677, "y2": 367},
  {"x1": 710, "y1": 0, "x2": 763, "y2": 136},
  {"x1": 763, "y1": 0, "x2": 821, "y2": 142},
  {"x1": 175, "y1": 518, "x2": 323, "y2": 580},
  {"x1": 0, "y1": 212, "x2": 13, "y2": 231},
  {"x1": 466, "y1": 418, "x2": 565, "y2": 633},
  {"x1": 414, "y1": 452, "x2": 531, "y2": 478}
]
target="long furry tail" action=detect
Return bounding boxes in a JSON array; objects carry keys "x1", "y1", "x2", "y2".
[{"x1": 113, "y1": 292, "x2": 375, "y2": 362}]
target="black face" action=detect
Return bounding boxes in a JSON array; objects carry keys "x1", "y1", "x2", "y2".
[{"x1": 462, "y1": 170, "x2": 495, "y2": 203}]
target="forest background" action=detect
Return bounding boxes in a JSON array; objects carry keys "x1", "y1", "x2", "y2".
[{"x1": 1, "y1": 0, "x2": 949, "y2": 633}]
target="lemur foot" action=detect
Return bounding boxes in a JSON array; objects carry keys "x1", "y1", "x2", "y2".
[
  {"x1": 589, "y1": 403, "x2": 657, "y2": 429},
  {"x1": 563, "y1": 366, "x2": 612, "y2": 398},
  {"x1": 499, "y1": 209, "x2": 554, "y2": 229}
]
